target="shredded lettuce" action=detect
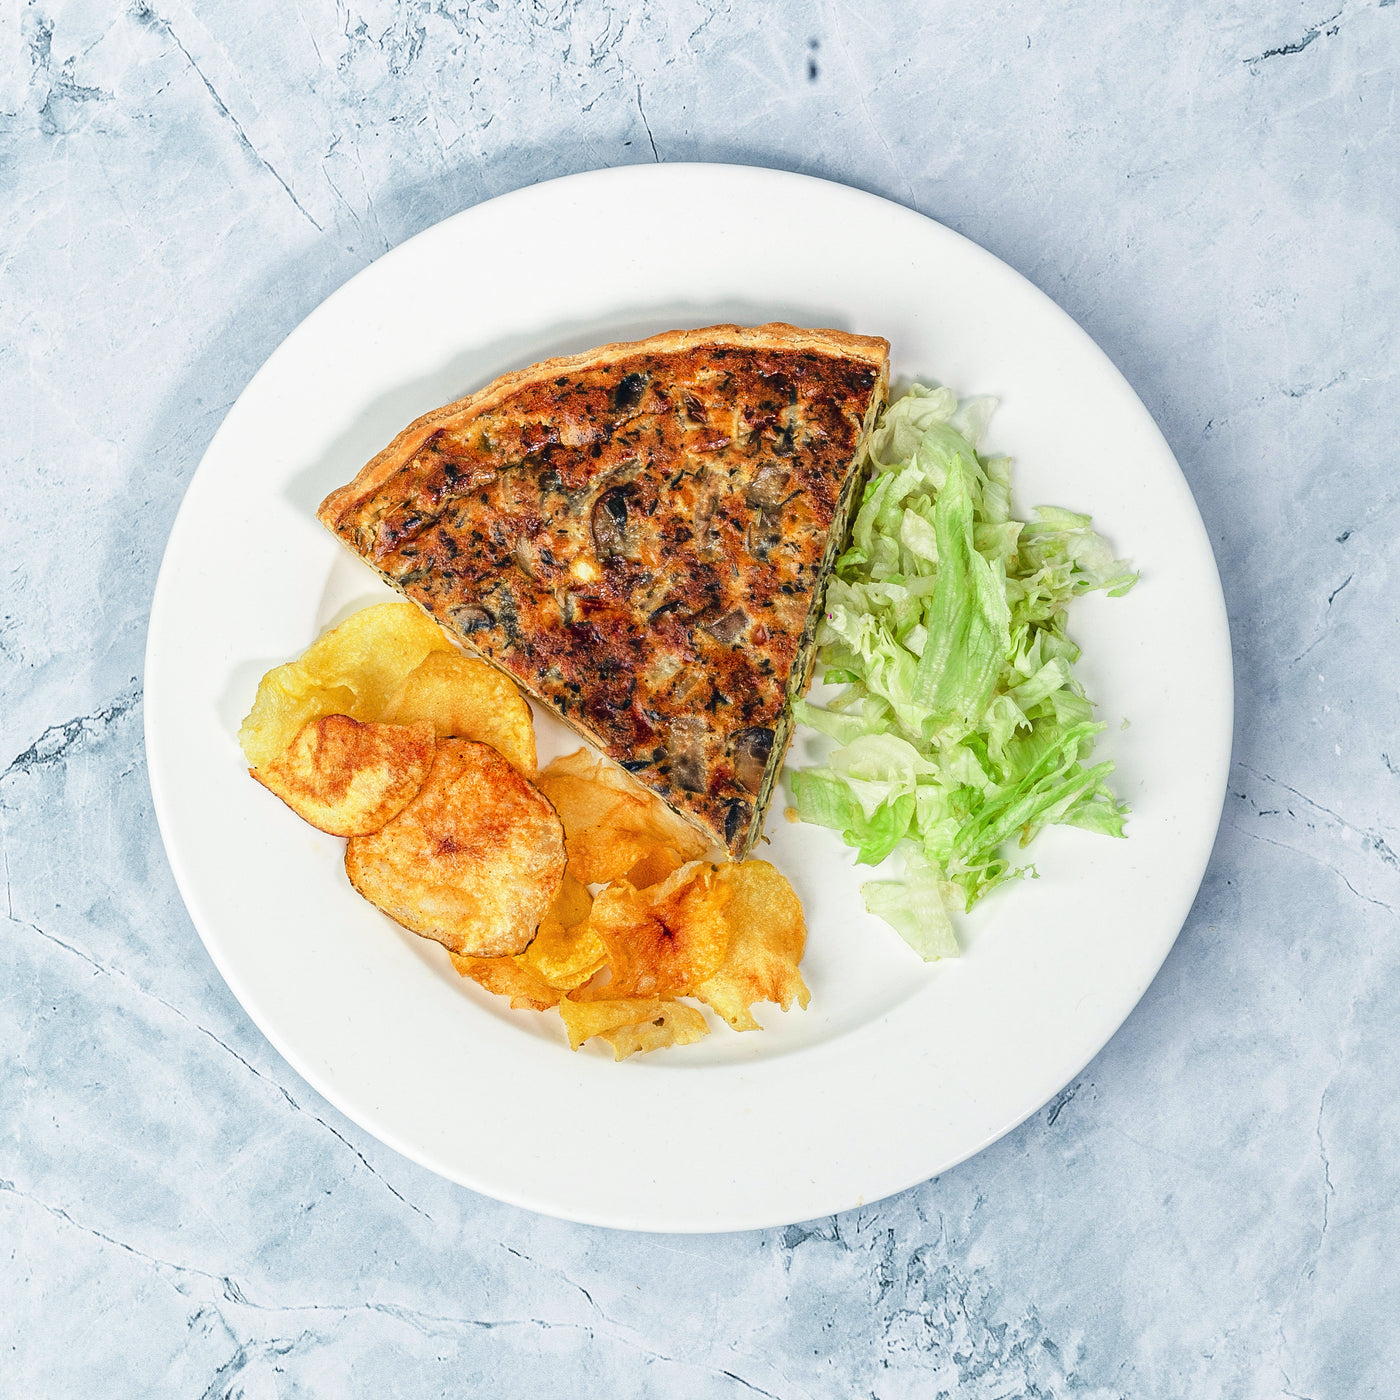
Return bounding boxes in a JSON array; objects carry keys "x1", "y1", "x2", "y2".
[{"x1": 789, "y1": 384, "x2": 1136, "y2": 960}]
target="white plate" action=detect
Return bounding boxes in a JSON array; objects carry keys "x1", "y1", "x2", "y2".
[{"x1": 145, "y1": 164, "x2": 1231, "y2": 1232}]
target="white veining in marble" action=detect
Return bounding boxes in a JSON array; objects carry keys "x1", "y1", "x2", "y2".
[{"x1": 2, "y1": 1, "x2": 1397, "y2": 1395}]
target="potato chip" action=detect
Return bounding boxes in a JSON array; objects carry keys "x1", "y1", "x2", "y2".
[
  {"x1": 451, "y1": 871, "x2": 597, "y2": 1006},
  {"x1": 239, "y1": 669, "x2": 355, "y2": 772},
  {"x1": 251, "y1": 715, "x2": 435, "y2": 836},
  {"x1": 450, "y1": 953, "x2": 560, "y2": 1011},
  {"x1": 557, "y1": 995, "x2": 710, "y2": 1058},
  {"x1": 520, "y1": 920, "x2": 606, "y2": 991},
  {"x1": 541, "y1": 870, "x2": 594, "y2": 932},
  {"x1": 597, "y1": 1003, "x2": 710, "y2": 1060},
  {"x1": 579, "y1": 861, "x2": 731, "y2": 999},
  {"x1": 238, "y1": 672, "x2": 359, "y2": 771},
  {"x1": 695, "y1": 860, "x2": 811, "y2": 1030},
  {"x1": 537, "y1": 748, "x2": 709, "y2": 885},
  {"x1": 387, "y1": 650, "x2": 537, "y2": 775},
  {"x1": 622, "y1": 845, "x2": 686, "y2": 889},
  {"x1": 240, "y1": 602, "x2": 454, "y2": 768},
  {"x1": 515, "y1": 874, "x2": 605, "y2": 990},
  {"x1": 298, "y1": 601, "x2": 455, "y2": 716},
  {"x1": 345, "y1": 739, "x2": 565, "y2": 957}
]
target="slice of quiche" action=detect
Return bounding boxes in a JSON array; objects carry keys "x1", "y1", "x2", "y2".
[{"x1": 318, "y1": 323, "x2": 889, "y2": 857}]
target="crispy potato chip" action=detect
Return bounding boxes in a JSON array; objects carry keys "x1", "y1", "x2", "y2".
[
  {"x1": 598, "y1": 1003, "x2": 710, "y2": 1060},
  {"x1": 557, "y1": 996, "x2": 710, "y2": 1058},
  {"x1": 450, "y1": 953, "x2": 560, "y2": 1011},
  {"x1": 537, "y1": 748, "x2": 709, "y2": 885},
  {"x1": 579, "y1": 861, "x2": 731, "y2": 999},
  {"x1": 238, "y1": 673, "x2": 359, "y2": 771},
  {"x1": 251, "y1": 715, "x2": 435, "y2": 836},
  {"x1": 345, "y1": 739, "x2": 565, "y2": 957},
  {"x1": 541, "y1": 871, "x2": 594, "y2": 932},
  {"x1": 695, "y1": 860, "x2": 811, "y2": 1031},
  {"x1": 515, "y1": 874, "x2": 605, "y2": 990},
  {"x1": 298, "y1": 601, "x2": 456, "y2": 716},
  {"x1": 622, "y1": 845, "x2": 686, "y2": 889},
  {"x1": 387, "y1": 650, "x2": 537, "y2": 775},
  {"x1": 520, "y1": 921, "x2": 607, "y2": 991},
  {"x1": 240, "y1": 602, "x2": 454, "y2": 768}
]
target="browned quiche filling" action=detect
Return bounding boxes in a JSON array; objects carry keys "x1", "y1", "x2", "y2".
[{"x1": 319, "y1": 324, "x2": 889, "y2": 856}]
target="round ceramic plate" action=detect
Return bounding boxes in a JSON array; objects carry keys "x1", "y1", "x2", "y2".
[{"x1": 145, "y1": 164, "x2": 1231, "y2": 1232}]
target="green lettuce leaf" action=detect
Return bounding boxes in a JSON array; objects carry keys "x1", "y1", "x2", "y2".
[{"x1": 788, "y1": 383, "x2": 1135, "y2": 960}]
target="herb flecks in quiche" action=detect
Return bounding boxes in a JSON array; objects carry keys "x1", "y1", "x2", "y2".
[{"x1": 318, "y1": 323, "x2": 889, "y2": 856}]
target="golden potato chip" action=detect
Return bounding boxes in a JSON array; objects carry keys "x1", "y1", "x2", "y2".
[
  {"x1": 557, "y1": 995, "x2": 710, "y2": 1058},
  {"x1": 579, "y1": 861, "x2": 731, "y2": 999},
  {"x1": 298, "y1": 601, "x2": 455, "y2": 717},
  {"x1": 597, "y1": 1003, "x2": 710, "y2": 1060},
  {"x1": 240, "y1": 602, "x2": 453, "y2": 768},
  {"x1": 239, "y1": 669, "x2": 359, "y2": 771},
  {"x1": 558, "y1": 995, "x2": 661, "y2": 1050},
  {"x1": 345, "y1": 739, "x2": 565, "y2": 957},
  {"x1": 251, "y1": 715, "x2": 435, "y2": 836},
  {"x1": 537, "y1": 748, "x2": 709, "y2": 885},
  {"x1": 515, "y1": 874, "x2": 605, "y2": 990},
  {"x1": 450, "y1": 953, "x2": 560, "y2": 1011},
  {"x1": 238, "y1": 672, "x2": 359, "y2": 770},
  {"x1": 694, "y1": 860, "x2": 810, "y2": 1031},
  {"x1": 541, "y1": 871, "x2": 594, "y2": 932},
  {"x1": 622, "y1": 845, "x2": 685, "y2": 889},
  {"x1": 387, "y1": 650, "x2": 537, "y2": 775},
  {"x1": 520, "y1": 921, "x2": 607, "y2": 991}
]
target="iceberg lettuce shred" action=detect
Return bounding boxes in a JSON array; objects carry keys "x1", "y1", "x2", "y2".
[{"x1": 788, "y1": 385, "x2": 1136, "y2": 959}]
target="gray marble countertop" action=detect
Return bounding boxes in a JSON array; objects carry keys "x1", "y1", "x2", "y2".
[{"x1": 4, "y1": 1, "x2": 1397, "y2": 1394}]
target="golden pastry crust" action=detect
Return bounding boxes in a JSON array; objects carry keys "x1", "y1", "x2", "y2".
[{"x1": 319, "y1": 323, "x2": 889, "y2": 855}]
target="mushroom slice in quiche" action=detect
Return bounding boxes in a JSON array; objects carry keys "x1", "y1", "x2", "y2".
[{"x1": 318, "y1": 323, "x2": 890, "y2": 857}]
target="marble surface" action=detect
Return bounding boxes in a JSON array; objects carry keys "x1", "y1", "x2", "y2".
[{"x1": 3, "y1": 0, "x2": 1397, "y2": 1393}]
